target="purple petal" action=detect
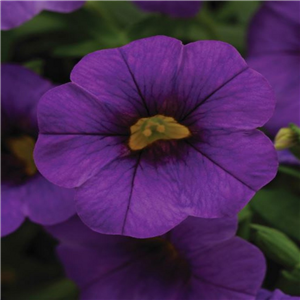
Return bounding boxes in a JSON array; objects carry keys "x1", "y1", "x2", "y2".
[
  {"x1": 48, "y1": 216, "x2": 265, "y2": 300},
  {"x1": 71, "y1": 48, "x2": 148, "y2": 117},
  {"x1": 43, "y1": 1, "x2": 85, "y2": 13},
  {"x1": 35, "y1": 82, "x2": 131, "y2": 188},
  {"x1": 117, "y1": 36, "x2": 184, "y2": 116},
  {"x1": 247, "y1": 54, "x2": 300, "y2": 136},
  {"x1": 191, "y1": 129, "x2": 278, "y2": 191},
  {"x1": 248, "y1": 2, "x2": 300, "y2": 55},
  {"x1": 170, "y1": 217, "x2": 238, "y2": 254},
  {"x1": 1, "y1": 1, "x2": 43, "y2": 30},
  {"x1": 277, "y1": 150, "x2": 300, "y2": 166},
  {"x1": 257, "y1": 289, "x2": 300, "y2": 300},
  {"x1": 134, "y1": 1, "x2": 202, "y2": 18},
  {"x1": 1, "y1": 64, "x2": 53, "y2": 134},
  {"x1": 189, "y1": 238, "x2": 266, "y2": 299},
  {"x1": 174, "y1": 41, "x2": 248, "y2": 121},
  {"x1": 37, "y1": 83, "x2": 134, "y2": 135},
  {"x1": 25, "y1": 175, "x2": 75, "y2": 225},
  {"x1": 185, "y1": 68, "x2": 275, "y2": 131},
  {"x1": 75, "y1": 155, "x2": 188, "y2": 238},
  {"x1": 71, "y1": 36, "x2": 185, "y2": 117},
  {"x1": 1, "y1": 1, "x2": 84, "y2": 30},
  {"x1": 34, "y1": 134, "x2": 127, "y2": 188},
  {"x1": 75, "y1": 134, "x2": 275, "y2": 238},
  {"x1": 1, "y1": 184, "x2": 25, "y2": 237}
]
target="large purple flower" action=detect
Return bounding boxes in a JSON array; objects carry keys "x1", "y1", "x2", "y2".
[
  {"x1": 257, "y1": 289, "x2": 300, "y2": 300},
  {"x1": 134, "y1": 1, "x2": 202, "y2": 18},
  {"x1": 1, "y1": 64, "x2": 75, "y2": 237},
  {"x1": 34, "y1": 36, "x2": 278, "y2": 238},
  {"x1": 1, "y1": 1, "x2": 85, "y2": 30},
  {"x1": 247, "y1": 1, "x2": 300, "y2": 138},
  {"x1": 47, "y1": 216, "x2": 265, "y2": 300}
]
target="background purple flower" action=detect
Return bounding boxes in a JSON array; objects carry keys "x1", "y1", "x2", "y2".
[
  {"x1": 257, "y1": 289, "x2": 300, "y2": 300},
  {"x1": 247, "y1": 1, "x2": 300, "y2": 138},
  {"x1": 1, "y1": 64, "x2": 75, "y2": 237},
  {"x1": 134, "y1": 1, "x2": 202, "y2": 18},
  {"x1": 1, "y1": 0, "x2": 85, "y2": 30},
  {"x1": 47, "y1": 216, "x2": 266, "y2": 300},
  {"x1": 34, "y1": 36, "x2": 278, "y2": 238}
]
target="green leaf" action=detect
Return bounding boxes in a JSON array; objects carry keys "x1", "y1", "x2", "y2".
[
  {"x1": 128, "y1": 14, "x2": 213, "y2": 43},
  {"x1": 276, "y1": 267, "x2": 300, "y2": 295},
  {"x1": 250, "y1": 189, "x2": 300, "y2": 241},
  {"x1": 24, "y1": 279, "x2": 78, "y2": 300},
  {"x1": 278, "y1": 165, "x2": 300, "y2": 180},
  {"x1": 251, "y1": 225, "x2": 300, "y2": 269},
  {"x1": 215, "y1": 1, "x2": 260, "y2": 25},
  {"x1": 23, "y1": 59, "x2": 44, "y2": 74}
]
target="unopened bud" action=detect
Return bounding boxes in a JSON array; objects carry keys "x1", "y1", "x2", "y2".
[
  {"x1": 251, "y1": 224, "x2": 300, "y2": 269},
  {"x1": 274, "y1": 127, "x2": 298, "y2": 150}
]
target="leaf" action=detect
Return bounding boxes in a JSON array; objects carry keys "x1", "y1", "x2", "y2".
[
  {"x1": 250, "y1": 189, "x2": 300, "y2": 241},
  {"x1": 251, "y1": 225, "x2": 300, "y2": 269},
  {"x1": 276, "y1": 267, "x2": 300, "y2": 296},
  {"x1": 128, "y1": 14, "x2": 213, "y2": 43}
]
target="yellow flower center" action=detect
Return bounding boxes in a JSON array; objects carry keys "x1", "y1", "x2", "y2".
[
  {"x1": 6, "y1": 135, "x2": 37, "y2": 176},
  {"x1": 129, "y1": 115, "x2": 191, "y2": 151}
]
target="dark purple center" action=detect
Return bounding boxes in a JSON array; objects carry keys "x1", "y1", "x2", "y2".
[{"x1": 130, "y1": 236, "x2": 191, "y2": 283}]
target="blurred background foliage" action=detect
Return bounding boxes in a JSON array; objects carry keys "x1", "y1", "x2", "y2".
[{"x1": 2, "y1": 1, "x2": 300, "y2": 299}]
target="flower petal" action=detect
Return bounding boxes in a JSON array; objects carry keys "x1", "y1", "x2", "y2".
[
  {"x1": 247, "y1": 54, "x2": 300, "y2": 136},
  {"x1": 1, "y1": 1, "x2": 85, "y2": 30},
  {"x1": 71, "y1": 36, "x2": 184, "y2": 116},
  {"x1": 34, "y1": 134, "x2": 127, "y2": 188},
  {"x1": 37, "y1": 83, "x2": 134, "y2": 135},
  {"x1": 75, "y1": 153, "x2": 189, "y2": 238},
  {"x1": 248, "y1": 2, "x2": 300, "y2": 55},
  {"x1": 1, "y1": 184, "x2": 25, "y2": 237},
  {"x1": 1, "y1": 64, "x2": 53, "y2": 134},
  {"x1": 190, "y1": 129, "x2": 278, "y2": 191},
  {"x1": 170, "y1": 217, "x2": 238, "y2": 253},
  {"x1": 43, "y1": 1, "x2": 85, "y2": 13},
  {"x1": 174, "y1": 40, "x2": 248, "y2": 121},
  {"x1": 185, "y1": 68, "x2": 275, "y2": 131},
  {"x1": 190, "y1": 238, "x2": 265, "y2": 300},
  {"x1": 75, "y1": 134, "x2": 274, "y2": 237},
  {"x1": 1, "y1": 1, "x2": 43, "y2": 30},
  {"x1": 25, "y1": 175, "x2": 75, "y2": 225}
]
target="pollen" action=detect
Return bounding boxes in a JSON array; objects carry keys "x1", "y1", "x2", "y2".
[
  {"x1": 143, "y1": 129, "x2": 152, "y2": 137},
  {"x1": 129, "y1": 115, "x2": 191, "y2": 151}
]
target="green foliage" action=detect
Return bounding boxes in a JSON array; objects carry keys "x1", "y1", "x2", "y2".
[
  {"x1": 251, "y1": 225, "x2": 300, "y2": 269},
  {"x1": 250, "y1": 188, "x2": 300, "y2": 241}
]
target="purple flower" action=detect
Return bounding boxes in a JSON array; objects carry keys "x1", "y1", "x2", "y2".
[
  {"x1": 1, "y1": 64, "x2": 75, "y2": 237},
  {"x1": 134, "y1": 1, "x2": 202, "y2": 18},
  {"x1": 1, "y1": 1, "x2": 85, "y2": 30},
  {"x1": 257, "y1": 289, "x2": 300, "y2": 300},
  {"x1": 34, "y1": 36, "x2": 278, "y2": 238},
  {"x1": 47, "y1": 216, "x2": 266, "y2": 300},
  {"x1": 247, "y1": 1, "x2": 300, "y2": 138}
]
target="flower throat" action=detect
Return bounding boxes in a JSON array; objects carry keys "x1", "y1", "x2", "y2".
[{"x1": 5, "y1": 135, "x2": 37, "y2": 177}]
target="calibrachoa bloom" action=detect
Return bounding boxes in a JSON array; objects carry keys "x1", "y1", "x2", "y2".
[
  {"x1": 34, "y1": 36, "x2": 278, "y2": 238},
  {"x1": 247, "y1": 1, "x2": 300, "y2": 166},
  {"x1": 47, "y1": 216, "x2": 266, "y2": 300},
  {"x1": 247, "y1": 1, "x2": 300, "y2": 137},
  {"x1": 1, "y1": 64, "x2": 75, "y2": 237},
  {"x1": 257, "y1": 289, "x2": 300, "y2": 300},
  {"x1": 134, "y1": 1, "x2": 202, "y2": 18},
  {"x1": 1, "y1": 0, "x2": 85, "y2": 30}
]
